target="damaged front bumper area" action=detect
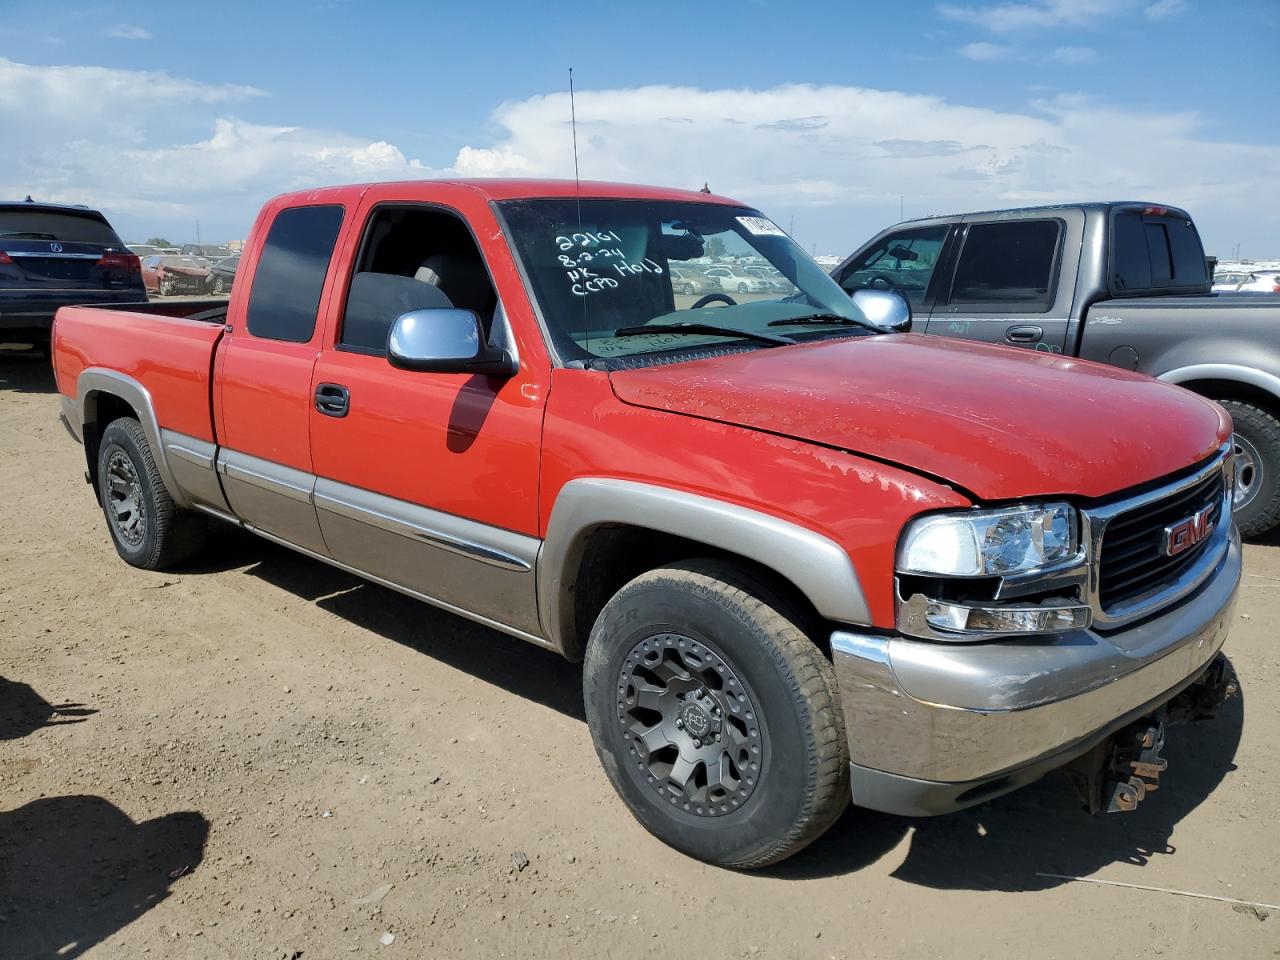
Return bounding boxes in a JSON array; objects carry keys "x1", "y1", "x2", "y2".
[{"x1": 831, "y1": 526, "x2": 1240, "y2": 817}]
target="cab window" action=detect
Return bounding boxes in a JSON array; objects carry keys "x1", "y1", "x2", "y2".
[
  {"x1": 838, "y1": 225, "x2": 948, "y2": 307},
  {"x1": 338, "y1": 205, "x2": 498, "y2": 354},
  {"x1": 948, "y1": 219, "x2": 1061, "y2": 308},
  {"x1": 245, "y1": 204, "x2": 345, "y2": 343},
  {"x1": 1112, "y1": 211, "x2": 1207, "y2": 293}
]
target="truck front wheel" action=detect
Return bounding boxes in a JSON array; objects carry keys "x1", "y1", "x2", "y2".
[
  {"x1": 1220, "y1": 400, "x2": 1280, "y2": 537},
  {"x1": 583, "y1": 559, "x2": 850, "y2": 868},
  {"x1": 96, "y1": 418, "x2": 206, "y2": 569}
]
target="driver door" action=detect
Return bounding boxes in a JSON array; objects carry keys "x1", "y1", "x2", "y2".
[{"x1": 306, "y1": 195, "x2": 548, "y2": 639}]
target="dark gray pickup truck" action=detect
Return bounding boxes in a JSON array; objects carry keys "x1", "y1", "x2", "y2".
[{"x1": 834, "y1": 202, "x2": 1280, "y2": 535}]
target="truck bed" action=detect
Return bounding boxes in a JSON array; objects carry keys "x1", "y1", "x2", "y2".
[
  {"x1": 1091, "y1": 291, "x2": 1280, "y2": 313},
  {"x1": 1079, "y1": 293, "x2": 1280, "y2": 376},
  {"x1": 53, "y1": 301, "x2": 227, "y2": 444}
]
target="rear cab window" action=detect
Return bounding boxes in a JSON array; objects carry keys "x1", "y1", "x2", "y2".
[
  {"x1": 946, "y1": 219, "x2": 1062, "y2": 311},
  {"x1": 245, "y1": 205, "x2": 345, "y2": 342},
  {"x1": 1110, "y1": 208, "x2": 1208, "y2": 295}
]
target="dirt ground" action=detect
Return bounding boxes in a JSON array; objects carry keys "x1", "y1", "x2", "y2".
[{"x1": 2, "y1": 347, "x2": 1277, "y2": 960}]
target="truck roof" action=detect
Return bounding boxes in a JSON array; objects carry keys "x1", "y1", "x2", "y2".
[
  {"x1": 896, "y1": 200, "x2": 1191, "y2": 225},
  {"x1": 269, "y1": 178, "x2": 745, "y2": 208}
]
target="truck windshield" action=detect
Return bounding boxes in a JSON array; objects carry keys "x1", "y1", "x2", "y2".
[{"x1": 498, "y1": 198, "x2": 874, "y2": 363}]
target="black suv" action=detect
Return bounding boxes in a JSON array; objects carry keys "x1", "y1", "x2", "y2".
[{"x1": 1, "y1": 199, "x2": 146, "y2": 351}]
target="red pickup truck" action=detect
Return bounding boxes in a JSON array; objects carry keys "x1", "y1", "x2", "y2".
[{"x1": 54, "y1": 179, "x2": 1240, "y2": 868}]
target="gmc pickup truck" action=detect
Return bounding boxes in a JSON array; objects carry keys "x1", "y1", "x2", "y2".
[
  {"x1": 54, "y1": 180, "x2": 1239, "y2": 868},
  {"x1": 834, "y1": 202, "x2": 1280, "y2": 536}
]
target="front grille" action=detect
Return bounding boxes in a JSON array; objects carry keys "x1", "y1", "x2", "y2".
[{"x1": 1098, "y1": 467, "x2": 1225, "y2": 608}]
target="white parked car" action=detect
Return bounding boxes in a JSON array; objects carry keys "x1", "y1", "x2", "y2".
[
  {"x1": 1211, "y1": 270, "x2": 1253, "y2": 291},
  {"x1": 702, "y1": 265, "x2": 773, "y2": 294},
  {"x1": 742, "y1": 265, "x2": 793, "y2": 294},
  {"x1": 1237, "y1": 270, "x2": 1280, "y2": 294}
]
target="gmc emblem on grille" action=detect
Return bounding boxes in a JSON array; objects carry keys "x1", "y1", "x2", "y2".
[{"x1": 1164, "y1": 505, "x2": 1215, "y2": 557}]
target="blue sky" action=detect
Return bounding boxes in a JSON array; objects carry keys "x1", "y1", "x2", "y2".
[{"x1": 1, "y1": 0, "x2": 1276, "y2": 256}]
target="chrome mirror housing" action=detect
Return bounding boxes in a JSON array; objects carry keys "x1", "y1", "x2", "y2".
[
  {"x1": 387, "y1": 308, "x2": 516, "y2": 376},
  {"x1": 850, "y1": 288, "x2": 912, "y2": 332}
]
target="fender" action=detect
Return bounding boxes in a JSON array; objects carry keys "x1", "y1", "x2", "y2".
[
  {"x1": 76, "y1": 367, "x2": 190, "y2": 508},
  {"x1": 1157, "y1": 363, "x2": 1280, "y2": 404},
  {"x1": 537, "y1": 477, "x2": 871, "y2": 655}
]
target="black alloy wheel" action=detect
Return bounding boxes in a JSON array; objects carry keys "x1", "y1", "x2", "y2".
[
  {"x1": 583, "y1": 559, "x2": 850, "y2": 869},
  {"x1": 616, "y1": 631, "x2": 766, "y2": 817}
]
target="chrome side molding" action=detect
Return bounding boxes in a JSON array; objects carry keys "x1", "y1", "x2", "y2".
[{"x1": 313, "y1": 480, "x2": 537, "y2": 574}]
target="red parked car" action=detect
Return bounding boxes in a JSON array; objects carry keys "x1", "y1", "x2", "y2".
[
  {"x1": 52, "y1": 179, "x2": 1239, "y2": 868},
  {"x1": 140, "y1": 254, "x2": 210, "y2": 296}
]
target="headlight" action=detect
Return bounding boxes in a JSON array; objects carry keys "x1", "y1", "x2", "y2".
[{"x1": 899, "y1": 503, "x2": 1078, "y2": 577}]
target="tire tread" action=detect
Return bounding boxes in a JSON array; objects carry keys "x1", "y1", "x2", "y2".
[
  {"x1": 586, "y1": 558, "x2": 850, "y2": 869},
  {"x1": 100, "y1": 418, "x2": 206, "y2": 569},
  {"x1": 1220, "y1": 400, "x2": 1280, "y2": 537}
]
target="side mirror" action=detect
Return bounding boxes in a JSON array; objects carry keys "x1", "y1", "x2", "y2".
[
  {"x1": 387, "y1": 308, "x2": 517, "y2": 377},
  {"x1": 850, "y1": 288, "x2": 912, "y2": 333}
]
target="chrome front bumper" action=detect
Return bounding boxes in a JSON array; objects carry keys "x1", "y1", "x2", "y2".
[{"x1": 831, "y1": 526, "x2": 1241, "y2": 817}]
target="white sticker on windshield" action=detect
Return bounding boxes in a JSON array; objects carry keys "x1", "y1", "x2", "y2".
[{"x1": 736, "y1": 216, "x2": 786, "y2": 237}]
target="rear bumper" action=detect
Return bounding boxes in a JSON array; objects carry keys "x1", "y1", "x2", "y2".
[
  {"x1": 0, "y1": 290, "x2": 147, "y2": 331},
  {"x1": 831, "y1": 526, "x2": 1241, "y2": 816}
]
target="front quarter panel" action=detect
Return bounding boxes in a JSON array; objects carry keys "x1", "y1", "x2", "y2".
[{"x1": 539, "y1": 369, "x2": 968, "y2": 636}]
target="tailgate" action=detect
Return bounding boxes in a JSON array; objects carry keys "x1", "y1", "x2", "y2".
[
  {"x1": 54, "y1": 304, "x2": 226, "y2": 444},
  {"x1": 0, "y1": 207, "x2": 140, "y2": 292},
  {"x1": 0, "y1": 238, "x2": 137, "y2": 289}
]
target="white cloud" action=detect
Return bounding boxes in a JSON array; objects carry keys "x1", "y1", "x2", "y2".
[
  {"x1": 103, "y1": 24, "x2": 153, "y2": 40},
  {"x1": 1144, "y1": 0, "x2": 1188, "y2": 19},
  {"x1": 938, "y1": 0, "x2": 1114, "y2": 32},
  {"x1": 960, "y1": 41, "x2": 1014, "y2": 60},
  {"x1": 1049, "y1": 46, "x2": 1099, "y2": 64},
  {"x1": 445, "y1": 84, "x2": 1279, "y2": 255},
  {"x1": 1, "y1": 59, "x2": 1274, "y2": 256},
  {"x1": 0, "y1": 58, "x2": 436, "y2": 241},
  {"x1": 0, "y1": 57, "x2": 260, "y2": 129}
]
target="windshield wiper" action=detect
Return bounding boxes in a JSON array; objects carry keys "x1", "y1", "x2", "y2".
[
  {"x1": 767, "y1": 312, "x2": 878, "y2": 331},
  {"x1": 612, "y1": 322, "x2": 795, "y2": 346}
]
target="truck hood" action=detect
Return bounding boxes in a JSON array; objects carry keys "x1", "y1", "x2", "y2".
[{"x1": 608, "y1": 334, "x2": 1230, "y2": 501}]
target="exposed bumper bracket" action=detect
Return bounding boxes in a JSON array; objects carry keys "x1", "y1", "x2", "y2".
[
  {"x1": 1066, "y1": 652, "x2": 1237, "y2": 815},
  {"x1": 1105, "y1": 721, "x2": 1168, "y2": 813}
]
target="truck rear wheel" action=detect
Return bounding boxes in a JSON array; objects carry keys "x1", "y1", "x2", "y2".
[
  {"x1": 96, "y1": 418, "x2": 206, "y2": 569},
  {"x1": 583, "y1": 559, "x2": 850, "y2": 868},
  {"x1": 1220, "y1": 400, "x2": 1280, "y2": 537}
]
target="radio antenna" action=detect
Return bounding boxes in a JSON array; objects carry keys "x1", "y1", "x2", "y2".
[
  {"x1": 569, "y1": 67, "x2": 582, "y2": 197},
  {"x1": 569, "y1": 68, "x2": 590, "y2": 358}
]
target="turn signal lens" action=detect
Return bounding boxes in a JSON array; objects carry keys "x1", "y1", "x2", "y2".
[{"x1": 924, "y1": 599, "x2": 1092, "y2": 635}]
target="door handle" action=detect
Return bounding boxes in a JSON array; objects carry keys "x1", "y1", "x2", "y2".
[
  {"x1": 314, "y1": 383, "x2": 350, "y2": 418},
  {"x1": 1006, "y1": 325, "x2": 1043, "y2": 343}
]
